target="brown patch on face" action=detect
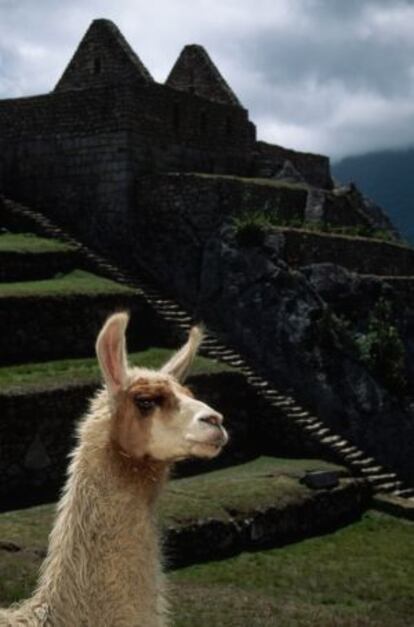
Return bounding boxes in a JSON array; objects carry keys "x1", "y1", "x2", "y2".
[{"x1": 110, "y1": 377, "x2": 179, "y2": 460}]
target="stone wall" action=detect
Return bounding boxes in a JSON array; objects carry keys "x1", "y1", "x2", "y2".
[
  {"x1": 255, "y1": 141, "x2": 333, "y2": 189},
  {"x1": 0, "y1": 293, "x2": 170, "y2": 365},
  {"x1": 0, "y1": 250, "x2": 80, "y2": 282},
  {"x1": 271, "y1": 228, "x2": 414, "y2": 276},
  {"x1": 111, "y1": 173, "x2": 308, "y2": 294},
  {"x1": 0, "y1": 80, "x2": 258, "y2": 243},
  {"x1": 166, "y1": 478, "x2": 370, "y2": 567}
]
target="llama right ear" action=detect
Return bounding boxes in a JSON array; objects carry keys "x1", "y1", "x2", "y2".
[
  {"x1": 161, "y1": 325, "x2": 204, "y2": 382},
  {"x1": 96, "y1": 312, "x2": 129, "y2": 396}
]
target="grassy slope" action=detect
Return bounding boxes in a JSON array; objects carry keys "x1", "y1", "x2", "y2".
[
  {"x1": 0, "y1": 349, "x2": 233, "y2": 391},
  {"x1": 0, "y1": 270, "x2": 136, "y2": 298},
  {"x1": 171, "y1": 511, "x2": 414, "y2": 627},
  {"x1": 0, "y1": 457, "x2": 347, "y2": 606},
  {"x1": 0, "y1": 506, "x2": 412, "y2": 625},
  {"x1": 0, "y1": 458, "x2": 343, "y2": 548},
  {"x1": 0, "y1": 233, "x2": 76, "y2": 254}
]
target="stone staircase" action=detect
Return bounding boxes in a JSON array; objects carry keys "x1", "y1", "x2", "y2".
[{"x1": 2, "y1": 195, "x2": 413, "y2": 501}]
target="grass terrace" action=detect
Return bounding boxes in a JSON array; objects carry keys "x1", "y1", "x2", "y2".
[
  {"x1": 0, "y1": 233, "x2": 77, "y2": 254},
  {"x1": 0, "y1": 348, "x2": 235, "y2": 392},
  {"x1": 0, "y1": 270, "x2": 136, "y2": 298},
  {"x1": 0, "y1": 459, "x2": 411, "y2": 625},
  {"x1": 183, "y1": 172, "x2": 309, "y2": 191},
  {"x1": 0, "y1": 456, "x2": 348, "y2": 608},
  {"x1": 171, "y1": 511, "x2": 414, "y2": 627}
]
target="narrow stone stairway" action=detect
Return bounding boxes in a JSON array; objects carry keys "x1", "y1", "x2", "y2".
[{"x1": 2, "y1": 195, "x2": 413, "y2": 501}]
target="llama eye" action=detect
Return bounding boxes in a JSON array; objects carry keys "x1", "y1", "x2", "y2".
[{"x1": 134, "y1": 397, "x2": 157, "y2": 413}]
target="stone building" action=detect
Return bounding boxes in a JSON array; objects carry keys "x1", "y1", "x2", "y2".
[{"x1": 0, "y1": 18, "x2": 331, "y2": 235}]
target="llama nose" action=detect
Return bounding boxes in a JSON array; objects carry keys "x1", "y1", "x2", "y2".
[{"x1": 199, "y1": 413, "x2": 223, "y2": 428}]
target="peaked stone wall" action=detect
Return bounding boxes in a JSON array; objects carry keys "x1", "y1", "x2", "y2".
[{"x1": 55, "y1": 18, "x2": 154, "y2": 91}]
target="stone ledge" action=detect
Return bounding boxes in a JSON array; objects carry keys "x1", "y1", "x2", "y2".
[
  {"x1": 166, "y1": 478, "x2": 371, "y2": 568},
  {"x1": 372, "y1": 493, "x2": 414, "y2": 521}
]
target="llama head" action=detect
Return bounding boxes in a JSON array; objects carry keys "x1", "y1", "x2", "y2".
[{"x1": 96, "y1": 312, "x2": 228, "y2": 463}]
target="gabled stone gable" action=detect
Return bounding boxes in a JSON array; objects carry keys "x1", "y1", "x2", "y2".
[
  {"x1": 166, "y1": 44, "x2": 242, "y2": 108},
  {"x1": 55, "y1": 18, "x2": 153, "y2": 92}
]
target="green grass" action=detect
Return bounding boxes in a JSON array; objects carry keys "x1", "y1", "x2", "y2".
[
  {"x1": 0, "y1": 499, "x2": 412, "y2": 625},
  {"x1": 0, "y1": 456, "x2": 345, "y2": 606},
  {"x1": 0, "y1": 233, "x2": 76, "y2": 254},
  {"x1": 0, "y1": 456, "x2": 348, "y2": 607},
  {"x1": 0, "y1": 348, "x2": 234, "y2": 392},
  {"x1": 0, "y1": 457, "x2": 344, "y2": 550},
  {"x1": 176, "y1": 172, "x2": 309, "y2": 191},
  {"x1": 0, "y1": 270, "x2": 136, "y2": 298},
  {"x1": 162, "y1": 456, "x2": 344, "y2": 524},
  {"x1": 171, "y1": 511, "x2": 414, "y2": 626}
]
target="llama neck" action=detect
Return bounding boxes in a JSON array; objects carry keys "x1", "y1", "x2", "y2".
[{"x1": 34, "y1": 438, "x2": 170, "y2": 624}]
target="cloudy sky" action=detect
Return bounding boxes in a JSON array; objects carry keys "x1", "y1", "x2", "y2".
[{"x1": 1, "y1": 0, "x2": 414, "y2": 160}]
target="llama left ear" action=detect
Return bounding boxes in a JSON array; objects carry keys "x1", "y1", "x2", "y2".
[
  {"x1": 161, "y1": 326, "x2": 204, "y2": 382},
  {"x1": 96, "y1": 312, "x2": 129, "y2": 396}
]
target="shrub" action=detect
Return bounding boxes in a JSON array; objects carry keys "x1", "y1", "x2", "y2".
[
  {"x1": 233, "y1": 211, "x2": 273, "y2": 246},
  {"x1": 356, "y1": 299, "x2": 407, "y2": 395}
]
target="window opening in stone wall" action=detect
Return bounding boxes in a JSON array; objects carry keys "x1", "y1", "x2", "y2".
[
  {"x1": 173, "y1": 103, "x2": 181, "y2": 134},
  {"x1": 200, "y1": 111, "x2": 208, "y2": 135},
  {"x1": 93, "y1": 57, "x2": 102, "y2": 75}
]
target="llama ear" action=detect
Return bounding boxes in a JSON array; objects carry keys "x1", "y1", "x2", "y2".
[
  {"x1": 96, "y1": 312, "x2": 129, "y2": 396},
  {"x1": 161, "y1": 326, "x2": 204, "y2": 382}
]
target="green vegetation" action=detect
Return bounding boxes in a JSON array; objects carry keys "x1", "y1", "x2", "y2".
[
  {"x1": 0, "y1": 456, "x2": 346, "y2": 607},
  {"x1": 162, "y1": 456, "x2": 343, "y2": 524},
  {"x1": 0, "y1": 233, "x2": 77, "y2": 254},
  {"x1": 0, "y1": 458, "x2": 344, "y2": 547},
  {"x1": 1, "y1": 507, "x2": 412, "y2": 625},
  {"x1": 232, "y1": 209, "x2": 400, "y2": 248},
  {"x1": 0, "y1": 270, "x2": 136, "y2": 298},
  {"x1": 0, "y1": 348, "x2": 234, "y2": 392},
  {"x1": 233, "y1": 210, "x2": 277, "y2": 246},
  {"x1": 356, "y1": 299, "x2": 407, "y2": 395},
  {"x1": 187, "y1": 172, "x2": 308, "y2": 191},
  {"x1": 171, "y1": 511, "x2": 414, "y2": 626}
]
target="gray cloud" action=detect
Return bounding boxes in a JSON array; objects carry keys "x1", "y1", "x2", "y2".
[{"x1": 1, "y1": 0, "x2": 414, "y2": 159}]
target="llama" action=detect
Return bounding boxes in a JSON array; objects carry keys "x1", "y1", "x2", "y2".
[{"x1": 0, "y1": 312, "x2": 228, "y2": 626}]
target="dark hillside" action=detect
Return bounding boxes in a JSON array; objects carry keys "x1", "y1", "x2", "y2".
[{"x1": 333, "y1": 148, "x2": 414, "y2": 243}]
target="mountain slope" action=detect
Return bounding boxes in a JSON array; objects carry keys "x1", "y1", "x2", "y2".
[{"x1": 332, "y1": 148, "x2": 414, "y2": 243}]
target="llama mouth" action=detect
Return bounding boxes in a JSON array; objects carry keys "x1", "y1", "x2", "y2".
[{"x1": 186, "y1": 436, "x2": 226, "y2": 449}]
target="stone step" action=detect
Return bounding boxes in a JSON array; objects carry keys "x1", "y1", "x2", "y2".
[
  {"x1": 320, "y1": 435, "x2": 345, "y2": 446},
  {"x1": 330, "y1": 439, "x2": 351, "y2": 450},
  {"x1": 343, "y1": 450, "x2": 365, "y2": 461},
  {"x1": 393, "y1": 488, "x2": 414, "y2": 498},
  {"x1": 294, "y1": 418, "x2": 314, "y2": 426},
  {"x1": 360, "y1": 466, "x2": 383, "y2": 475},
  {"x1": 286, "y1": 407, "x2": 308, "y2": 416},
  {"x1": 261, "y1": 390, "x2": 285, "y2": 400},
  {"x1": 367, "y1": 473, "x2": 399, "y2": 485},
  {"x1": 247, "y1": 379, "x2": 269, "y2": 388},
  {"x1": 348, "y1": 457, "x2": 375, "y2": 467},
  {"x1": 272, "y1": 399, "x2": 296, "y2": 408},
  {"x1": 303, "y1": 422, "x2": 324, "y2": 432},
  {"x1": 375, "y1": 481, "x2": 403, "y2": 493},
  {"x1": 314, "y1": 428, "x2": 330, "y2": 437},
  {"x1": 287, "y1": 411, "x2": 310, "y2": 420},
  {"x1": 226, "y1": 359, "x2": 245, "y2": 367}
]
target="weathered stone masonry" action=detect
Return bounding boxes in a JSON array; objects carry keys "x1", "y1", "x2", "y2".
[{"x1": 0, "y1": 18, "x2": 332, "y2": 238}]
